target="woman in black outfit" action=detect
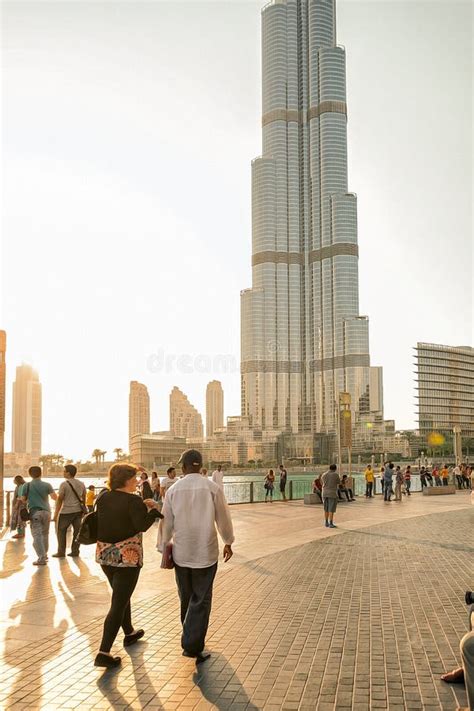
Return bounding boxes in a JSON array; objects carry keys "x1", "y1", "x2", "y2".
[
  {"x1": 138, "y1": 471, "x2": 153, "y2": 500},
  {"x1": 94, "y1": 463, "x2": 163, "y2": 668}
]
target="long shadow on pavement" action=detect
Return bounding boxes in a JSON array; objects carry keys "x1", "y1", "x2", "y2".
[
  {"x1": 4, "y1": 567, "x2": 68, "y2": 710},
  {"x1": 193, "y1": 653, "x2": 259, "y2": 710}
]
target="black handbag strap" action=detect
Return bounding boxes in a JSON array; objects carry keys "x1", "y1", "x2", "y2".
[{"x1": 66, "y1": 480, "x2": 85, "y2": 507}]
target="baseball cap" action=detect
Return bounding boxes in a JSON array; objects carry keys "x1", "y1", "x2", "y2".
[{"x1": 178, "y1": 449, "x2": 203, "y2": 467}]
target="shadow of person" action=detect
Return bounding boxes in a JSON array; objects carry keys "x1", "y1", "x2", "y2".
[
  {"x1": 3, "y1": 567, "x2": 68, "y2": 710},
  {"x1": 57, "y1": 557, "x2": 109, "y2": 657},
  {"x1": 192, "y1": 653, "x2": 259, "y2": 710},
  {"x1": 95, "y1": 664, "x2": 131, "y2": 708},
  {"x1": 0, "y1": 538, "x2": 28, "y2": 580},
  {"x1": 127, "y1": 640, "x2": 164, "y2": 705}
]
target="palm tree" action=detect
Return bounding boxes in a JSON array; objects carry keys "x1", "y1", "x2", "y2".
[
  {"x1": 39, "y1": 454, "x2": 54, "y2": 475},
  {"x1": 92, "y1": 449, "x2": 102, "y2": 466},
  {"x1": 100, "y1": 450, "x2": 107, "y2": 463},
  {"x1": 113, "y1": 447, "x2": 123, "y2": 461}
]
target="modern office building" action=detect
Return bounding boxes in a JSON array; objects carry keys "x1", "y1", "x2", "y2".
[
  {"x1": 12, "y1": 364, "x2": 42, "y2": 458},
  {"x1": 415, "y1": 342, "x2": 474, "y2": 438},
  {"x1": 129, "y1": 381, "x2": 150, "y2": 453},
  {"x1": 240, "y1": 0, "x2": 382, "y2": 440},
  {"x1": 170, "y1": 386, "x2": 203, "y2": 440},
  {"x1": 206, "y1": 380, "x2": 224, "y2": 438}
]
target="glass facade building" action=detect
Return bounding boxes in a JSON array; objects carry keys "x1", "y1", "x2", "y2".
[
  {"x1": 415, "y1": 343, "x2": 474, "y2": 438},
  {"x1": 241, "y1": 0, "x2": 380, "y2": 435}
]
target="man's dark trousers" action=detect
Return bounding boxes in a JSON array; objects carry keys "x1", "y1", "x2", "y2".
[
  {"x1": 174, "y1": 563, "x2": 217, "y2": 655},
  {"x1": 57, "y1": 512, "x2": 82, "y2": 556}
]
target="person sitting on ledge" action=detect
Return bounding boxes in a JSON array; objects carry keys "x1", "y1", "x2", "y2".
[
  {"x1": 337, "y1": 475, "x2": 355, "y2": 502},
  {"x1": 312, "y1": 474, "x2": 323, "y2": 502}
]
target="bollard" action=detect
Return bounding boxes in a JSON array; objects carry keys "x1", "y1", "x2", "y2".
[
  {"x1": 289, "y1": 480, "x2": 293, "y2": 500},
  {"x1": 250, "y1": 481, "x2": 254, "y2": 504}
]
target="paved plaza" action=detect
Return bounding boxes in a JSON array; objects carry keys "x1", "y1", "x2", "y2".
[{"x1": 0, "y1": 492, "x2": 472, "y2": 710}]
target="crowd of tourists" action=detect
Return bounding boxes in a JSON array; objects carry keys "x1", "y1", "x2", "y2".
[
  {"x1": 8, "y1": 453, "x2": 474, "y2": 677},
  {"x1": 9, "y1": 452, "x2": 234, "y2": 669}
]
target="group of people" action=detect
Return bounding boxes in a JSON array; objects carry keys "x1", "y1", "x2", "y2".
[
  {"x1": 263, "y1": 465, "x2": 288, "y2": 502},
  {"x1": 374, "y1": 463, "x2": 413, "y2": 502},
  {"x1": 10, "y1": 451, "x2": 235, "y2": 669},
  {"x1": 419, "y1": 463, "x2": 473, "y2": 490}
]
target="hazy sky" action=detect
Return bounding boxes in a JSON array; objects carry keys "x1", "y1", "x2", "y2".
[{"x1": 1, "y1": 0, "x2": 472, "y2": 462}]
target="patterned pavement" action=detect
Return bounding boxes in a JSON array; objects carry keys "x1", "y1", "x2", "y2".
[{"x1": 0, "y1": 495, "x2": 473, "y2": 710}]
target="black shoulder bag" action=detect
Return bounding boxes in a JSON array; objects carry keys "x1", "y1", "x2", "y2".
[{"x1": 76, "y1": 489, "x2": 105, "y2": 545}]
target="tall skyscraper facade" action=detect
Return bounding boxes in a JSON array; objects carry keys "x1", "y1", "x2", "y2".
[
  {"x1": 12, "y1": 364, "x2": 42, "y2": 457},
  {"x1": 206, "y1": 380, "x2": 224, "y2": 437},
  {"x1": 170, "y1": 386, "x2": 203, "y2": 440},
  {"x1": 241, "y1": 0, "x2": 380, "y2": 436},
  {"x1": 415, "y1": 343, "x2": 474, "y2": 438},
  {"x1": 129, "y1": 381, "x2": 150, "y2": 453}
]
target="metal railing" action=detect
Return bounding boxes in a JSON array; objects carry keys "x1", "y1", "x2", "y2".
[{"x1": 3, "y1": 474, "x2": 468, "y2": 530}]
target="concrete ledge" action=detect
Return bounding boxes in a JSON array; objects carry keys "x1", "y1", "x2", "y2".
[
  {"x1": 304, "y1": 493, "x2": 322, "y2": 505},
  {"x1": 423, "y1": 485, "x2": 456, "y2": 496}
]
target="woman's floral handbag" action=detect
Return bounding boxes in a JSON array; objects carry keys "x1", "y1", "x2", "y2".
[{"x1": 96, "y1": 533, "x2": 143, "y2": 568}]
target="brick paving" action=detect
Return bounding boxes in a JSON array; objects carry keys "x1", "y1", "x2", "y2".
[{"x1": 0, "y1": 502, "x2": 473, "y2": 710}]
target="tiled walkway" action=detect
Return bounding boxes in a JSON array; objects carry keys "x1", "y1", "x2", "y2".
[{"x1": 0, "y1": 492, "x2": 472, "y2": 710}]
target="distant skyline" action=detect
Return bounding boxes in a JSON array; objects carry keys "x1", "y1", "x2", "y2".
[{"x1": 1, "y1": 1, "x2": 472, "y2": 461}]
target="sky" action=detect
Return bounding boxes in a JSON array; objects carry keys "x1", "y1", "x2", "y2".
[{"x1": 1, "y1": 0, "x2": 472, "y2": 462}]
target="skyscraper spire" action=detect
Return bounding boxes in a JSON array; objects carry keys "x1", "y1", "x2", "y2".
[{"x1": 241, "y1": 0, "x2": 379, "y2": 436}]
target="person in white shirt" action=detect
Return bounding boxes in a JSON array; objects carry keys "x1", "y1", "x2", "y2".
[
  {"x1": 160, "y1": 467, "x2": 178, "y2": 499},
  {"x1": 211, "y1": 464, "x2": 224, "y2": 488},
  {"x1": 159, "y1": 449, "x2": 234, "y2": 663}
]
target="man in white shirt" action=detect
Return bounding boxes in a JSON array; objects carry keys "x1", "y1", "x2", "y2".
[
  {"x1": 160, "y1": 466, "x2": 178, "y2": 499},
  {"x1": 211, "y1": 464, "x2": 224, "y2": 488},
  {"x1": 160, "y1": 449, "x2": 234, "y2": 663}
]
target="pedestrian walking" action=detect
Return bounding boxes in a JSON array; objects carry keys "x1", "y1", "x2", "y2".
[
  {"x1": 279, "y1": 464, "x2": 288, "y2": 501},
  {"x1": 150, "y1": 472, "x2": 161, "y2": 501},
  {"x1": 453, "y1": 464, "x2": 463, "y2": 489},
  {"x1": 419, "y1": 466, "x2": 428, "y2": 490},
  {"x1": 440, "y1": 464, "x2": 449, "y2": 487},
  {"x1": 264, "y1": 470, "x2": 275, "y2": 502},
  {"x1": 383, "y1": 462, "x2": 394, "y2": 501},
  {"x1": 10, "y1": 475, "x2": 26, "y2": 539},
  {"x1": 462, "y1": 464, "x2": 471, "y2": 489},
  {"x1": 86, "y1": 485, "x2": 96, "y2": 513},
  {"x1": 52, "y1": 465, "x2": 87, "y2": 558},
  {"x1": 160, "y1": 467, "x2": 178, "y2": 499},
  {"x1": 159, "y1": 449, "x2": 234, "y2": 664},
  {"x1": 394, "y1": 466, "x2": 403, "y2": 501},
  {"x1": 364, "y1": 465, "x2": 374, "y2": 498},
  {"x1": 20, "y1": 466, "x2": 58, "y2": 565},
  {"x1": 201, "y1": 468, "x2": 209, "y2": 478},
  {"x1": 211, "y1": 464, "x2": 224, "y2": 488},
  {"x1": 138, "y1": 471, "x2": 153, "y2": 500},
  {"x1": 404, "y1": 465, "x2": 412, "y2": 495},
  {"x1": 432, "y1": 466, "x2": 442, "y2": 487},
  {"x1": 94, "y1": 463, "x2": 163, "y2": 668},
  {"x1": 321, "y1": 464, "x2": 340, "y2": 528}
]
